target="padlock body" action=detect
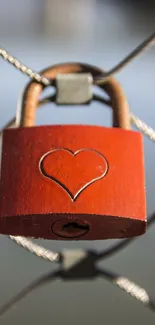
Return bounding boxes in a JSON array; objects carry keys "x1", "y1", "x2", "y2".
[{"x1": 0, "y1": 125, "x2": 146, "y2": 240}]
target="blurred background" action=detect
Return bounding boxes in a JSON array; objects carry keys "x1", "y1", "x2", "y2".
[{"x1": 0, "y1": 0, "x2": 155, "y2": 324}]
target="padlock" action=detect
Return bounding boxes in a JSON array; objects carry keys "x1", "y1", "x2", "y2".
[{"x1": 0, "y1": 63, "x2": 146, "y2": 240}]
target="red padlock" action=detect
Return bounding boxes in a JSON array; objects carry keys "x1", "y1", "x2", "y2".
[{"x1": 0, "y1": 63, "x2": 146, "y2": 240}]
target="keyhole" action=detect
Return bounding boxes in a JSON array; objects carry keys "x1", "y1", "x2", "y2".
[
  {"x1": 51, "y1": 218, "x2": 90, "y2": 238},
  {"x1": 62, "y1": 222, "x2": 89, "y2": 234}
]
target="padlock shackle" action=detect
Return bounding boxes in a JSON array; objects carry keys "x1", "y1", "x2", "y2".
[{"x1": 18, "y1": 63, "x2": 130, "y2": 129}]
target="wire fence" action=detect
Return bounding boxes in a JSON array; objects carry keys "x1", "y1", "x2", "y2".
[{"x1": 0, "y1": 33, "x2": 155, "y2": 319}]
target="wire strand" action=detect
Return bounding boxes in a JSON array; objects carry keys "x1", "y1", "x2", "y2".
[
  {"x1": 99, "y1": 269, "x2": 155, "y2": 312},
  {"x1": 0, "y1": 48, "x2": 50, "y2": 86},
  {"x1": 10, "y1": 236, "x2": 60, "y2": 263},
  {"x1": 95, "y1": 32, "x2": 155, "y2": 84},
  {"x1": 1, "y1": 33, "x2": 155, "y2": 85}
]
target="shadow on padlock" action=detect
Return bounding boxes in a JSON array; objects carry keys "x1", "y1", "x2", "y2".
[{"x1": 0, "y1": 63, "x2": 146, "y2": 240}]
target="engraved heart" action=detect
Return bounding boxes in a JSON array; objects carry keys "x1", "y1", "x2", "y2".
[{"x1": 39, "y1": 148, "x2": 108, "y2": 201}]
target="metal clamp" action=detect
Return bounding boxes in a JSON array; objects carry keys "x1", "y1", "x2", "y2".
[{"x1": 56, "y1": 73, "x2": 93, "y2": 105}]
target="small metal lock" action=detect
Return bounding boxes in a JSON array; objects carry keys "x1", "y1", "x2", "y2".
[{"x1": 0, "y1": 63, "x2": 146, "y2": 240}]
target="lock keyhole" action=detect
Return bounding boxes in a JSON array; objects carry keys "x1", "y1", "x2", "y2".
[
  {"x1": 51, "y1": 218, "x2": 90, "y2": 238},
  {"x1": 62, "y1": 222, "x2": 89, "y2": 234}
]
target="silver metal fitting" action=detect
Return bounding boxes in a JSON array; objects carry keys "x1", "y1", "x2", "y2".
[
  {"x1": 56, "y1": 73, "x2": 93, "y2": 105},
  {"x1": 62, "y1": 249, "x2": 88, "y2": 270}
]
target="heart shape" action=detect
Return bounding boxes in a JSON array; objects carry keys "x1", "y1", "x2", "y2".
[{"x1": 39, "y1": 148, "x2": 108, "y2": 201}]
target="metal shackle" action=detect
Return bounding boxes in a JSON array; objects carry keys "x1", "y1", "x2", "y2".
[{"x1": 17, "y1": 63, "x2": 130, "y2": 129}]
